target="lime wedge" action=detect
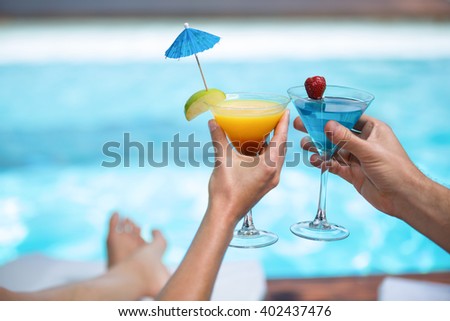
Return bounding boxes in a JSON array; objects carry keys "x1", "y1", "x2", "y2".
[{"x1": 184, "y1": 88, "x2": 225, "y2": 121}]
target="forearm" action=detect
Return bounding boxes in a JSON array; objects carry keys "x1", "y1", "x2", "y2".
[
  {"x1": 396, "y1": 173, "x2": 450, "y2": 252},
  {"x1": 157, "y1": 204, "x2": 237, "y2": 300}
]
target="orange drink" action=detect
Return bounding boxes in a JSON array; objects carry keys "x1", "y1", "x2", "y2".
[{"x1": 210, "y1": 94, "x2": 289, "y2": 156}]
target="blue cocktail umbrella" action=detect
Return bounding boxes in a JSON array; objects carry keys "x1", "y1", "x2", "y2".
[{"x1": 165, "y1": 23, "x2": 220, "y2": 90}]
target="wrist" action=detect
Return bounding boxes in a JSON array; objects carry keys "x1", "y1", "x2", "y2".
[
  {"x1": 206, "y1": 198, "x2": 245, "y2": 228},
  {"x1": 394, "y1": 169, "x2": 440, "y2": 221},
  {"x1": 388, "y1": 164, "x2": 427, "y2": 220},
  {"x1": 393, "y1": 171, "x2": 450, "y2": 252}
]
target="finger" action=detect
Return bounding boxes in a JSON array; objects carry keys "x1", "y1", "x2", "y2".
[
  {"x1": 310, "y1": 154, "x2": 355, "y2": 184},
  {"x1": 293, "y1": 116, "x2": 307, "y2": 133},
  {"x1": 268, "y1": 109, "x2": 290, "y2": 167},
  {"x1": 329, "y1": 161, "x2": 356, "y2": 184},
  {"x1": 271, "y1": 109, "x2": 290, "y2": 148},
  {"x1": 208, "y1": 119, "x2": 229, "y2": 166},
  {"x1": 309, "y1": 153, "x2": 322, "y2": 168},
  {"x1": 300, "y1": 136, "x2": 318, "y2": 154},
  {"x1": 352, "y1": 115, "x2": 370, "y2": 131},
  {"x1": 256, "y1": 141, "x2": 269, "y2": 156},
  {"x1": 333, "y1": 148, "x2": 353, "y2": 166},
  {"x1": 353, "y1": 114, "x2": 377, "y2": 133},
  {"x1": 325, "y1": 120, "x2": 371, "y2": 161},
  {"x1": 309, "y1": 154, "x2": 345, "y2": 169}
]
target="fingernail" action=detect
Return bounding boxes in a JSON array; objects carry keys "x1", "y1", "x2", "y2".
[
  {"x1": 208, "y1": 119, "x2": 217, "y2": 132},
  {"x1": 328, "y1": 120, "x2": 338, "y2": 130}
]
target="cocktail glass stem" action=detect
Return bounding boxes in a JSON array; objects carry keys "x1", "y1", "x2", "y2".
[
  {"x1": 237, "y1": 209, "x2": 259, "y2": 236},
  {"x1": 289, "y1": 151, "x2": 349, "y2": 241},
  {"x1": 311, "y1": 160, "x2": 331, "y2": 229},
  {"x1": 229, "y1": 139, "x2": 278, "y2": 247}
]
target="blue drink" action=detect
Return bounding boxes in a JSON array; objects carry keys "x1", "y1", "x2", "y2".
[
  {"x1": 287, "y1": 85, "x2": 374, "y2": 241},
  {"x1": 293, "y1": 97, "x2": 367, "y2": 157}
]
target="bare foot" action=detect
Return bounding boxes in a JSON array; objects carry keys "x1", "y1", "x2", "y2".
[
  {"x1": 107, "y1": 212, "x2": 146, "y2": 268},
  {"x1": 126, "y1": 229, "x2": 171, "y2": 297},
  {"x1": 106, "y1": 212, "x2": 170, "y2": 297}
]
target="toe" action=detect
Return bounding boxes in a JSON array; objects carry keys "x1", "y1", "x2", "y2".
[
  {"x1": 108, "y1": 212, "x2": 120, "y2": 240},
  {"x1": 109, "y1": 212, "x2": 120, "y2": 229},
  {"x1": 123, "y1": 218, "x2": 134, "y2": 234},
  {"x1": 151, "y1": 229, "x2": 167, "y2": 254}
]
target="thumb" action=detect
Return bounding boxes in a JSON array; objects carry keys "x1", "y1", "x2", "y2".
[
  {"x1": 325, "y1": 120, "x2": 370, "y2": 160},
  {"x1": 208, "y1": 119, "x2": 229, "y2": 165}
]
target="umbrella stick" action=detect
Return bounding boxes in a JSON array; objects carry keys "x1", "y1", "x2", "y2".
[{"x1": 194, "y1": 54, "x2": 208, "y2": 91}]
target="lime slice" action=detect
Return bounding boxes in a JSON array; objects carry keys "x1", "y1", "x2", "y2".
[{"x1": 184, "y1": 88, "x2": 225, "y2": 121}]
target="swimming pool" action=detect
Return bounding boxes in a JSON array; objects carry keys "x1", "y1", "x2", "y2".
[{"x1": 0, "y1": 19, "x2": 449, "y2": 278}]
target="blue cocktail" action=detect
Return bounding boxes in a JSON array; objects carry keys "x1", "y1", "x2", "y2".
[
  {"x1": 296, "y1": 97, "x2": 366, "y2": 158},
  {"x1": 288, "y1": 85, "x2": 374, "y2": 241}
]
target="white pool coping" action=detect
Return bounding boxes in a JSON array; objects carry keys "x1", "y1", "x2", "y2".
[{"x1": 0, "y1": 18, "x2": 450, "y2": 62}]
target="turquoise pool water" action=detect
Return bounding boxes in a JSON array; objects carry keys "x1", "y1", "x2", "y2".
[{"x1": 1, "y1": 57, "x2": 449, "y2": 278}]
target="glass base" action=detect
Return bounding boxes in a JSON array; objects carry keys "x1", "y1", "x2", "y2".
[
  {"x1": 290, "y1": 221, "x2": 349, "y2": 241},
  {"x1": 229, "y1": 229, "x2": 278, "y2": 248}
]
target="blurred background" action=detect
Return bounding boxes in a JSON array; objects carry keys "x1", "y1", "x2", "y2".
[
  {"x1": 1, "y1": 0, "x2": 450, "y2": 18},
  {"x1": 0, "y1": 0, "x2": 450, "y2": 299}
]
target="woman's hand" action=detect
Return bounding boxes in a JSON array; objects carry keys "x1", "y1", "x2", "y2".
[{"x1": 208, "y1": 110, "x2": 290, "y2": 226}]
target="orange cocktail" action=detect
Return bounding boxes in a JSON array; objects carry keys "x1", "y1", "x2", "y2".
[
  {"x1": 210, "y1": 94, "x2": 289, "y2": 156},
  {"x1": 208, "y1": 92, "x2": 290, "y2": 248}
]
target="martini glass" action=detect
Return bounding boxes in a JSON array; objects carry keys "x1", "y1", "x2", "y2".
[
  {"x1": 287, "y1": 85, "x2": 374, "y2": 241},
  {"x1": 209, "y1": 92, "x2": 290, "y2": 248}
]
